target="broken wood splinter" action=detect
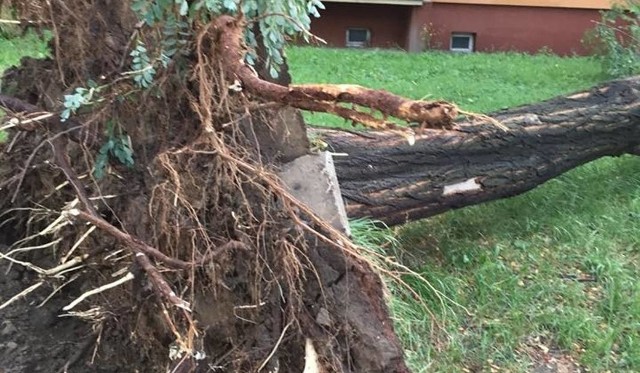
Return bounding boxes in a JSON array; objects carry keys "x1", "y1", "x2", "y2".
[{"x1": 209, "y1": 16, "x2": 462, "y2": 135}]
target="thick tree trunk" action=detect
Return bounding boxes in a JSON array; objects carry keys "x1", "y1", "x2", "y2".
[{"x1": 324, "y1": 77, "x2": 640, "y2": 226}]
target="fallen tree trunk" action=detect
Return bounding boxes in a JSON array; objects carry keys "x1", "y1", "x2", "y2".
[{"x1": 323, "y1": 77, "x2": 640, "y2": 226}]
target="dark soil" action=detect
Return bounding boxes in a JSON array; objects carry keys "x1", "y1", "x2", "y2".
[
  {"x1": 0, "y1": 2, "x2": 413, "y2": 372},
  {"x1": 0, "y1": 251, "x2": 95, "y2": 373}
]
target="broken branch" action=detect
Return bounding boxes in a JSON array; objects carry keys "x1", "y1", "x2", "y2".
[
  {"x1": 209, "y1": 16, "x2": 458, "y2": 131},
  {"x1": 66, "y1": 209, "x2": 193, "y2": 270}
]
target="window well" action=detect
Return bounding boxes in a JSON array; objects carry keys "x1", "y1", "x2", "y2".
[
  {"x1": 450, "y1": 33, "x2": 475, "y2": 52},
  {"x1": 346, "y1": 28, "x2": 370, "y2": 48}
]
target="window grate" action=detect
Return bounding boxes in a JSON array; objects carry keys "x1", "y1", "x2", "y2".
[
  {"x1": 346, "y1": 28, "x2": 370, "y2": 47},
  {"x1": 450, "y1": 33, "x2": 475, "y2": 53}
]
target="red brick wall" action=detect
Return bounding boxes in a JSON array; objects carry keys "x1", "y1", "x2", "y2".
[
  {"x1": 309, "y1": 3, "x2": 412, "y2": 49},
  {"x1": 412, "y1": 3, "x2": 602, "y2": 55},
  {"x1": 311, "y1": 2, "x2": 604, "y2": 55}
]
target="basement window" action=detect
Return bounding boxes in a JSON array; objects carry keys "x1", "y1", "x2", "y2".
[
  {"x1": 450, "y1": 33, "x2": 475, "y2": 53},
  {"x1": 346, "y1": 28, "x2": 370, "y2": 48}
]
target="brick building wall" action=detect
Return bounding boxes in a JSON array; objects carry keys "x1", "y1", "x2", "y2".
[
  {"x1": 409, "y1": 2, "x2": 603, "y2": 55},
  {"x1": 309, "y1": 3, "x2": 412, "y2": 49},
  {"x1": 311, "y1": 1, "x2": 611, "y2": 55}
]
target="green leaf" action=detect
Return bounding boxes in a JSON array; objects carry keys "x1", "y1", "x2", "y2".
[{"x1": 179, "y1": 0, "x2": 189, "y2": 16}]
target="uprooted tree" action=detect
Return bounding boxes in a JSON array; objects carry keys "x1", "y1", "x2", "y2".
[
  {"x1": 1, "y1": 1, "x2": 640, "y2": 372},
  {"x1": 0, "y1": 1, "x2": 459, "y2": 372}
]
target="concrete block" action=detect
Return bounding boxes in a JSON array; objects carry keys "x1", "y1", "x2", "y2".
[
  {"x1": 240, "y1": 107, "x2": 309, "y2": 163},
  {"x1": 278, "y1": 152, "x2": 350, "y2": 236}
]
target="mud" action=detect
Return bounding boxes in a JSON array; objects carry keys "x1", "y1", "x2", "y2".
[{"x1": 0, "y1": 254, "x2": 95, "y2": 373}]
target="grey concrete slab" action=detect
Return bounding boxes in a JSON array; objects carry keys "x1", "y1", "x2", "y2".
[{"x1": 278, "y1": 151, "x2": 350, "y2": 236}]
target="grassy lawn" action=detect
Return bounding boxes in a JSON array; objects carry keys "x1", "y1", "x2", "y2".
[
  {"x1": 394, "y1": 156, "x2": 640, "y2": 372},
  {"x1": 2, "y1": 36, "x2": 638, "y2": 372},
  {"x1": 288, "y1": 47, "x2": 605, "y2": 127}
]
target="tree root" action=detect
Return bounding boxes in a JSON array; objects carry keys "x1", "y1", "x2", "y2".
[
  {"x1": 0, "y1": 8, "x2": 437, "y2": 371},
  {"x1": 208, "y1": 16, "x2": 459, "y2": 132}
]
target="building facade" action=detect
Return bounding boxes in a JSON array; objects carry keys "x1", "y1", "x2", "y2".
[{"x1": 310, "y1": 0, "x2": 617, "y2": 55}]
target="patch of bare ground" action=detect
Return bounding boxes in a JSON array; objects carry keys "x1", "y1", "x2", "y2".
[{"x1": 520, "y1": 336, "x2": 583, "y2": 373}]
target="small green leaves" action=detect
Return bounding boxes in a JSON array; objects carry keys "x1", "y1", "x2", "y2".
[
  {"x1": 61, "y1": 87, "x2": 96, "y2": 121},
  {"x1": 93, "y1": 121, "x2": 135, "y2": 180},
  {"x1": 177, "y1": 0, "x2": 189, "y2": 16},
  {"x1": 130, "y1": 41, "x2": 156, "y2": 88},
  {"x1": 589, "y1": 1, "x2": 640, "y2": 77},
  {"x1": 111, "y1": 0, "x2": 325, "y2": 173},
  {"x1": 128, "y1": 1, "x2": 324, "y2": 80},
  {"x1": 221, "y1": 0, "x2": 237, "y2": 12},
  {"x1": 162, "y1": 16, "x2": 189, "y2": 63}
]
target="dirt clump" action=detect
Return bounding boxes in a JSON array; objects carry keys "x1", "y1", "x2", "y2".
[{"x1": 0, "y1": 1, "x2": 410, "y2": 372}]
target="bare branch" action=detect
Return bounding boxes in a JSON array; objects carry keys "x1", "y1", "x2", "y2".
[{"x1": 208, "y1": 16, "x2": 458, "y2": 131}]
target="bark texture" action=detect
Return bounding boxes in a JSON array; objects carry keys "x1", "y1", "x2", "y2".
[{"x1": 323, "y1": 77, "x2": 640, "y2": 226}]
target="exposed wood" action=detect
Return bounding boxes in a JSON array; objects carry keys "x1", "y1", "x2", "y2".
[
  {"x1": 323, "y1": 77, "x2": 640, "y2": 226},
  {"x1": 210, "y1": 16, "x2": 458, "y2": 131},
  {"x1": 4, "y1": 77, "x2": 640, "y2": 230}
]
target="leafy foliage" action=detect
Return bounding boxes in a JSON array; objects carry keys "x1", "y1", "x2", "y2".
[
  {"x1": 129, "y1": 41, "x2": 156, "y2": 88},
  {"x1": 59, "y1": 0, "x2": 327, "y2": 179},
  {"x1": 61, "y1": 84, "x2": 99, "y2": 121},
  {"x1": 130, "y1": 0, "x2": 324, "y2": 78},
  {"x1": 93, "y1": 120, "x2": 135, "y2": 179},
  {"x1": 60, "y1": 0, "x2": 324, "y2": 180},
  {"x1": 586, "y1": 0, "x2": 640, "y2": 77},
  {"x1": 240, "y1": 0, "x2": 324, "y2": 77}
]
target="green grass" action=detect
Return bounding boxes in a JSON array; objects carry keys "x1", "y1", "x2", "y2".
[
  {"x1": 287, "y1": 47, "x2": 605, "y2": 128},
  {"x1": 0, "y1": 32, "x2": 49, "y2": 142},
  {"x1": 394, "y1": 156, "x2": 640, "y2": 372}
]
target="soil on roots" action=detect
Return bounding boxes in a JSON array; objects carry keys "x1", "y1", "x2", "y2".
[
  {"x1": 0, "y1": 98, "x2": 312, "y2": 372},
  {"x1": 0, "y1": 115, "x2": 405, "y2": 372},
  {"x1": 0, "y1": 253, "x2": 95, "y2": 373},
  {"x1": 0, "y1": 1, "x2": 410, "y2": 372}
]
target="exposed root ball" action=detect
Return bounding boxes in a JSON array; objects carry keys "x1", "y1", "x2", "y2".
[{"x1": 0, "y1": 1, "x2": 411, "y2": 372}]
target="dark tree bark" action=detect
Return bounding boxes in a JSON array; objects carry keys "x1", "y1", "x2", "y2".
[{"x1": 324, "y1": 77, "x2": 640, "y2": 226}]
